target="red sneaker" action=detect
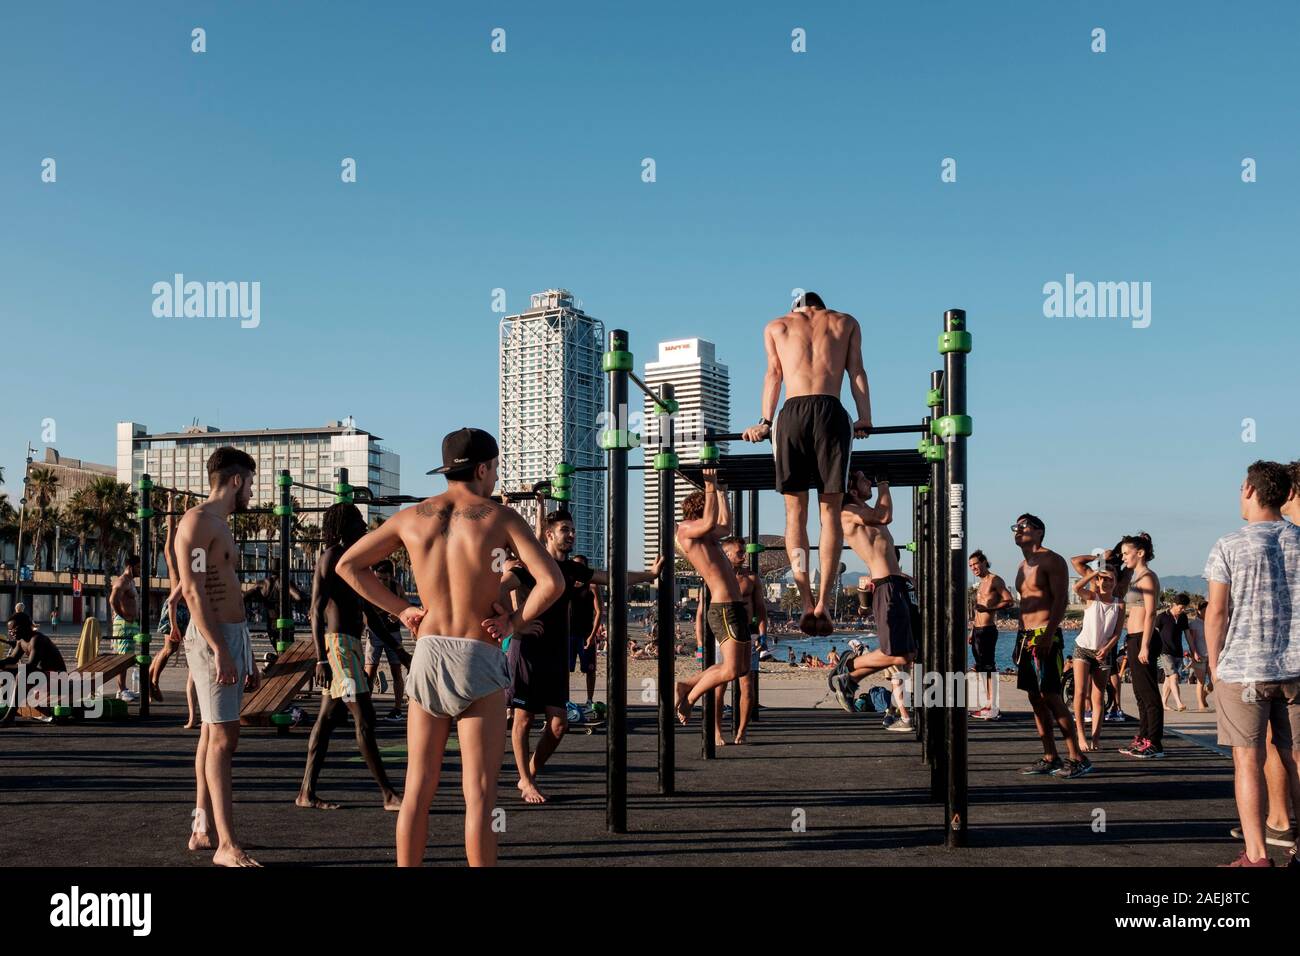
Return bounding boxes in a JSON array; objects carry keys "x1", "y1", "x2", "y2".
[{"x1": 1222, "y1": 850, "x2": 1273, "y2": 868}]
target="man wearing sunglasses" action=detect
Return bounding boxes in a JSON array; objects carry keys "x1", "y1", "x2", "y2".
[{"x1": 1012, "y1": 514, "x2": 1091, "y2": 779}]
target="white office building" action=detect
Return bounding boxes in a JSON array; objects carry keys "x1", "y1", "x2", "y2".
[
  {"x1": 641, "y1": 339, "x2": 730, "y2": 566},
  {"x1": 115, "y1": 419, "x2": 400, "y2": 524},
  {"x1": 499, "y1": 289, "x2": 606, "y2": 566}
]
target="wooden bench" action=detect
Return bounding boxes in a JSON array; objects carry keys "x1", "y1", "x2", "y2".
[
  {"x1": 240, "y1": 638, "x2": 316, "y2": 728},
  {"x1": 74, "y1": 652, "x2": 138, "y2": 687}
]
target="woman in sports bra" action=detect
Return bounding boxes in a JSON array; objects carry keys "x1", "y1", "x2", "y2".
[
  {"x1": 1069, "y1": 560, "x2": 1122, "y2": 751},
  {"x1": 1119, "y1": 532, "x2": 1163, "y2": 758}
]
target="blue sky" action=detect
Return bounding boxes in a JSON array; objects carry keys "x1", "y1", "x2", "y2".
[{"x1": 2, "y1": 0, "x2": 1297, "y2": 582}]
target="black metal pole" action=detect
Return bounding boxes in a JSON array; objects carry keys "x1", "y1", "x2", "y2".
[
  {"x1": 137, "y1": 476, "x2": 152, "y2": 718},
  {"x1": 916, "y1": 430, "x2": 928, "y2": 762},
  {"x1": 606, "y1": 330, "x2": 630, "y2": 833},
  {"x1": 748, "y1": 489, "x2": 760, "y2": 723},
  {"x1": 928, "y1": 375, "x2": 948, "y2": 804},
  {"x1": 656, "y1": 382, "x2": 677, "y2": 796},
  {"x1": 701, "y1": 577, "x2": 715, "y2": 759},
  {"x1": 942, "y1": 309, "x2": 971, "y2": 848},
  {"x1": 277, "y1": 469, "x2": 294, "y2": 654},
  {"x1": 912, "y1": 484, "x2": 922, "y2": 745}
]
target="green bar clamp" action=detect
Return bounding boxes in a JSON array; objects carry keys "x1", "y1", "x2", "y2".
[
  {"x1": 135, "y1": 653, "x2": 151, "y2": 666},
  {"x1": 555, "y1": 462, "x2": 576, "y2": 477},
  {"x1": 938, "y1": 331, "x2": 973, "y2": 354},
  {"x1": 551, "y1": 475, "x2": 573, "y2": 490},
  {"x1": 136, "y1": 508, "x2": 154, "y2": 519},
  {"x1": 276, "y1": 618, "x2": 294, "y2": 632},
  {"x1": 334, "y1": 482, "x2": 353, "y2": 504},
  {"x1": 275, "y1": 641, "x2": 292, "y2": 654},
  {"x1": 905, "y1": 542, "x2": 917, "y2": 553},
  {"x1": 277, "y1": 473, "x2": 293, "y2": 487},
  {"x1": 273, "y1": 504, "x2": 294, "y2": 517},
  {"x1": 601, "y1": 350, "x2": 634, "y2": 373},
  {"x1": 270, "y1": 711, "x2": 294, "y2": 726},
  {"x1": 925, "y1": 443, "x2": 945, "y2": 463},
  {"x1": 599, "y1": 429, "x2": 640, "y2": 450},
  {"x1": 926, "y1": 388, "x2": 943, "y2": 407},
  {"x1": 653, "y1": 451, "x2": 679, "y2": 471},
  {"x1": 745, "y1": 543, "x2": 765, "y2": 555},
  {"x1": 932, "y1": 414, "x2": 974, "y2": 440},
  {"x1": 698, "y1": 443, "x2": 720, "y2": 463},
  {"x1": 917, "y1": 484, "x2": 930, "y2": 494},
  {"x1": 551, "y1": 488, "x2": 573, "y2": 502},
  {"x1": 653, "y1": 398, "x2": 680, "y2": 415},
  {"x1": 137, "y1": 477, "x2": 154, "y2": 491}
]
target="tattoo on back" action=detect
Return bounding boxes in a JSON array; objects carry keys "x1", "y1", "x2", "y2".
[{"x1": 414, "y1": 501, "x2": 492, "y2": 537}]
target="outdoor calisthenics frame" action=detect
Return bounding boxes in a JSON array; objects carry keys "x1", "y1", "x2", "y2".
[{"x1": 598, "y1": 310, "x2": 972, "y2": 848}]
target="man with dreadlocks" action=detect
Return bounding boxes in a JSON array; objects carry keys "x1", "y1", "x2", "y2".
[{"x1": 296, "y1": 502, "x2": 402, "y2": 811}]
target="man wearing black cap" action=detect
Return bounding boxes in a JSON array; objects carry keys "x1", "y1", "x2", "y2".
[
  {"x1": 1012, "y1": 513, "x2": 1091, "y2": 779},
  {"x1": 337, "y1": 427, "x2": 564, "y2": 866}
]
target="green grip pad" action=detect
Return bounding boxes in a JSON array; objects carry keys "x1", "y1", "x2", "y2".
[
  {"x1": 938, "y1": 331, "x2": 973, "y2": 354},
  {"x1": 601, "y1": 350, "x2": 634, "y2": 372}
]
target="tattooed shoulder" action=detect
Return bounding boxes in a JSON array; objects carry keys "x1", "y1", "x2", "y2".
[{"x1": 453, "y1": 504, "x2": 494, "y2": 522}]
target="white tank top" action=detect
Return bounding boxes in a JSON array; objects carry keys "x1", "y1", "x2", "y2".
[{"x1": 1077, "y1": 598, "x2": 1120, "y2": 651}]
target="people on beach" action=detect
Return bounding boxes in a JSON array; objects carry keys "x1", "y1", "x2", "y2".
[
  {"x1": 1117, "y1": 532, "x2": 1163, "y2": 759},
  {"x1": 1203, "y1": 460, "x2": 1300, "y2": 867},
  {"x1": 174, "y1": 447, "x2": 263, "y2": 867},
  {"x1": 1069, "y1": 559, "x2": 1122, "y2": 752},
  {"x1": 336, "y1": 428, "x2": 564, "y2": 866},
  {"x1": 969, "y1": 549, "x2": 1014, "y2": 719},
  {"x1": 296, "y1": 503, "x2": 402, "y2": 812},
  {"x1": 361, "y1": 558, "x2": 413, "y2": 723},
  {"x1": 1156, "y1": 593, "x2": 1192, "y2": 712},
  {"x1": 108, "y1": 554, "x2": 142, "y2": 702},
  {"x1": 742, "y1": 292, "x2": 872, "y2": 636},
  {"x1": 1012, "y1": 514, "x2": 1090, "y2": 779}
]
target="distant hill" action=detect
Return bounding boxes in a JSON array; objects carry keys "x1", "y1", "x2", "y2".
[{"x1": 1161, "y1": 574, "x2": 1208, "y2": 596}]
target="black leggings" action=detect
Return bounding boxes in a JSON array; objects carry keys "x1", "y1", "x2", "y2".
[{"x1": 1126, "y1": 636, "x2": 1163, "y2": 750}]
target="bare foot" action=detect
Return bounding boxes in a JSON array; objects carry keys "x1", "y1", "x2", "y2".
[
  {"x1": 188, "y1": 831, "x2": 212, "y2": 852},
  {"x1": 212, "y1": 846, "x2": 262, "y2": 867},
  {"x1": 517, "y1": 778, "x2": 547, "y2": 804},
  {"x1": 714, "y1": 735, "x2": 727, "y2": 748},
  {"x1": 1090, "y1": 736, "x2": 1102, "y2": 752},
  {"x1": 183, "y1": 718, "x2": 198, "y2": 730},
  {"x1": 674, "y1": 683, "x2": 691, "y2": 725},
  {"x1": 296, "y1": 794, "x2": 342, "y2": 810},
  {"x1": 798, "y1": 612, "x2": 818, "y2": 636},
  {"x1": 814, "y1": 612, "x2": 834, "y2": 637},
  {"x1": 383, "y1": 793, "x2": 402, "y2": 812},
  {"x1": 733, "y1": 734, "x2": 747, "y2": 745}
]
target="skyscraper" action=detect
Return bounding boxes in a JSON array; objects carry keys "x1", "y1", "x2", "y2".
[
  {"x1": 499, "y1": 289, "x2": 606, "y2": 567},
  {"x1": 641, "y1": 339, "x2": 730, "y2": 566}
]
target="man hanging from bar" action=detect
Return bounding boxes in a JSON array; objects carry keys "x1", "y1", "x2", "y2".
[
  {"x1": 675, "y1": 470, "x2": 752, "y2": 725},
  {"x1": 742, "y1": 292, "x2": 872, "y2": 636}
]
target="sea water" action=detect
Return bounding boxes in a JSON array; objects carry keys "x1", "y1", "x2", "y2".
[{"x1": 761, "y1": 629, "x2": 1083, "y2": 673}]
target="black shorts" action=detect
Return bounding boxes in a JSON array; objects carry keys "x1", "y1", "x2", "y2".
[
  {"x1": 773, "y1": 395, "x2": 852, "y2": 495},
  {"x1": 508, "y1": 635, "x2": 568, "y2": 714},
  {"x1": 707, "y1": 601, "x2": 751, "y2": 645},
  {"x1": 568, "y1": 633, "x2": 597, "y2": 674},
  {"x1": 971, "y1": 624, "x2": 999, "y2": 673},
  {"x1": 873, "y1": 576, "x2": 916, "y2": 659},
  {"x1": 1015, "y1": 627, "x2": 1064, "y2": 696}
]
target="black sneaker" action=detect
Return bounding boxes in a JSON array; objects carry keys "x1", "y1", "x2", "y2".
[
  {"x1": 1053, "y1": 758, "x2": 1094, "y2": 779},
  {"x1": 1021, "y1": 757, "x2": 1063, "y2": 775},
  {"x1": 383, "y1": 709, "x2": 405, "y2": 723},
  {"x1": 1132, "y1": 743, "x2": 1165, "y2": 759},
  {"x1": 830, "y1": 673, "x2": 856, "y2": 712}
]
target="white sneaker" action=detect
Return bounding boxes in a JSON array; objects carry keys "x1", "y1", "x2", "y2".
[{"x1": 118, "y1": 690, "x2": 139, "y2": 703}]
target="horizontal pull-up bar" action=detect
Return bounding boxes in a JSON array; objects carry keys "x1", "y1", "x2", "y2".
[{"x1": 704, "y1": 423, "x2": 926, "y2": 443}]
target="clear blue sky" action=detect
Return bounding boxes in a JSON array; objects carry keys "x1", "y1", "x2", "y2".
[{"x1": 2, "y1": 1, "x2": 1297, "y2": 582}]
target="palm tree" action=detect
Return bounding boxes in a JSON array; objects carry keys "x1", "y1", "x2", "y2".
[
  {"x1": 64, "y1": 488, "x2": 98, "y2": 576},
  {"x1": 79, "y1": 476, "x2": 135, "y2": 589},
  {"x1": 25, "y1": 467, "x2": 60, "y2": 569},
  {"x1": 0, "y1": 494, "x2": 18, "y2": 564}
]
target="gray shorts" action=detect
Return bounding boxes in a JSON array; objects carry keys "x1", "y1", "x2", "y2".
[
  {"x1": 184, "y1": 621, "x2": 252, "y2": 724},
  {"x1": 407, "y1": 636, "x2": 510, "y2": 719},
  {"x1": 1158, "y1": 653, "x2": 1182, "y2": 677},
  {"x1": 1216, "y1": 680, "x2": 1300, "y2": 750},
  {"x1": 365, "y1": 631, "x2": 403, "y2": 669}
]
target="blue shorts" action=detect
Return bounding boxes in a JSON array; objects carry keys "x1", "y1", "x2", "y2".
[{"x1": 569, "y1": 633, "x2": 597, "y2": 674}]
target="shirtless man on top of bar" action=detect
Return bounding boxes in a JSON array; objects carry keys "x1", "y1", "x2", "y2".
[{"x1": 743, "y1": 292, "x2": 872, "y2": 636}]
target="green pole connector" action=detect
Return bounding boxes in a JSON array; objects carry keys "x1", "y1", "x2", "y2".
[
  {"x1": 905, "y1": 542, "x2": 917, "y2": 553},
  {"x1": 552, "y1": 475, "x2": 573, "y2": 490},
  {"x1": 137, "y1": 477, "x2": 154, "y2": 491},
  {"x1": 601, "y1": 350, "x2": 634, "y2": 373},
  {"x1": 698, "y1": 443, "x2": 720, "y2": 463},
  {"x1": 135, "y1": 654, "x2": 151, "y2": 666},
  {"x1": 273, "y1": 504, "x2": 294, "y2": 517},
  {"x1": 653, "y1": 398, "x2": 680, "y2": 415},
  {"x1": 555, "y1": 462, "x2": 576, "y2": 477},
  {"x1": 926, "y1": 388, "x2": 943, "y2": 407},
  {"x1": 551, "y1": 488, "x2": 573, "y2": 502},
  {"x1": 931, "y1": 414, "x2": 974, "y2": 440},
  {"x1": 136, "y1": 508, "x2": 154, "y2": 519},
  {"x1": 333, "y1": 482, "x2": 354, "y2": 504},
  {"x1": 275, "y1": 641, "x2": 292, "y2": 654},
  {"x1": 917, "y1": 484, "x2": 930, "y2": 495},
  {"x1": 745, "y1": 542, "x2": 765, "y2": 555},
  {"x1": 925, "y1": 443, "x2": 945, "y2": 463},
  {"x1": 938, "y1": 330, "x2": 973, "y2": 354},
  {"x1": 599, "y1": 429, "x2": 640, "y2": 451},
  {"x1": 277, "y1": 473, "x2": 293, "y2": 487},
  {"x1": 653, "y1": 451, "x2": 680, "y2": 471}
]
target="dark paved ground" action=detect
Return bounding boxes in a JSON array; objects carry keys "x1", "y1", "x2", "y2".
[{"x1": 0, "y1": 696, "x2": 1266, "y2": 866}]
